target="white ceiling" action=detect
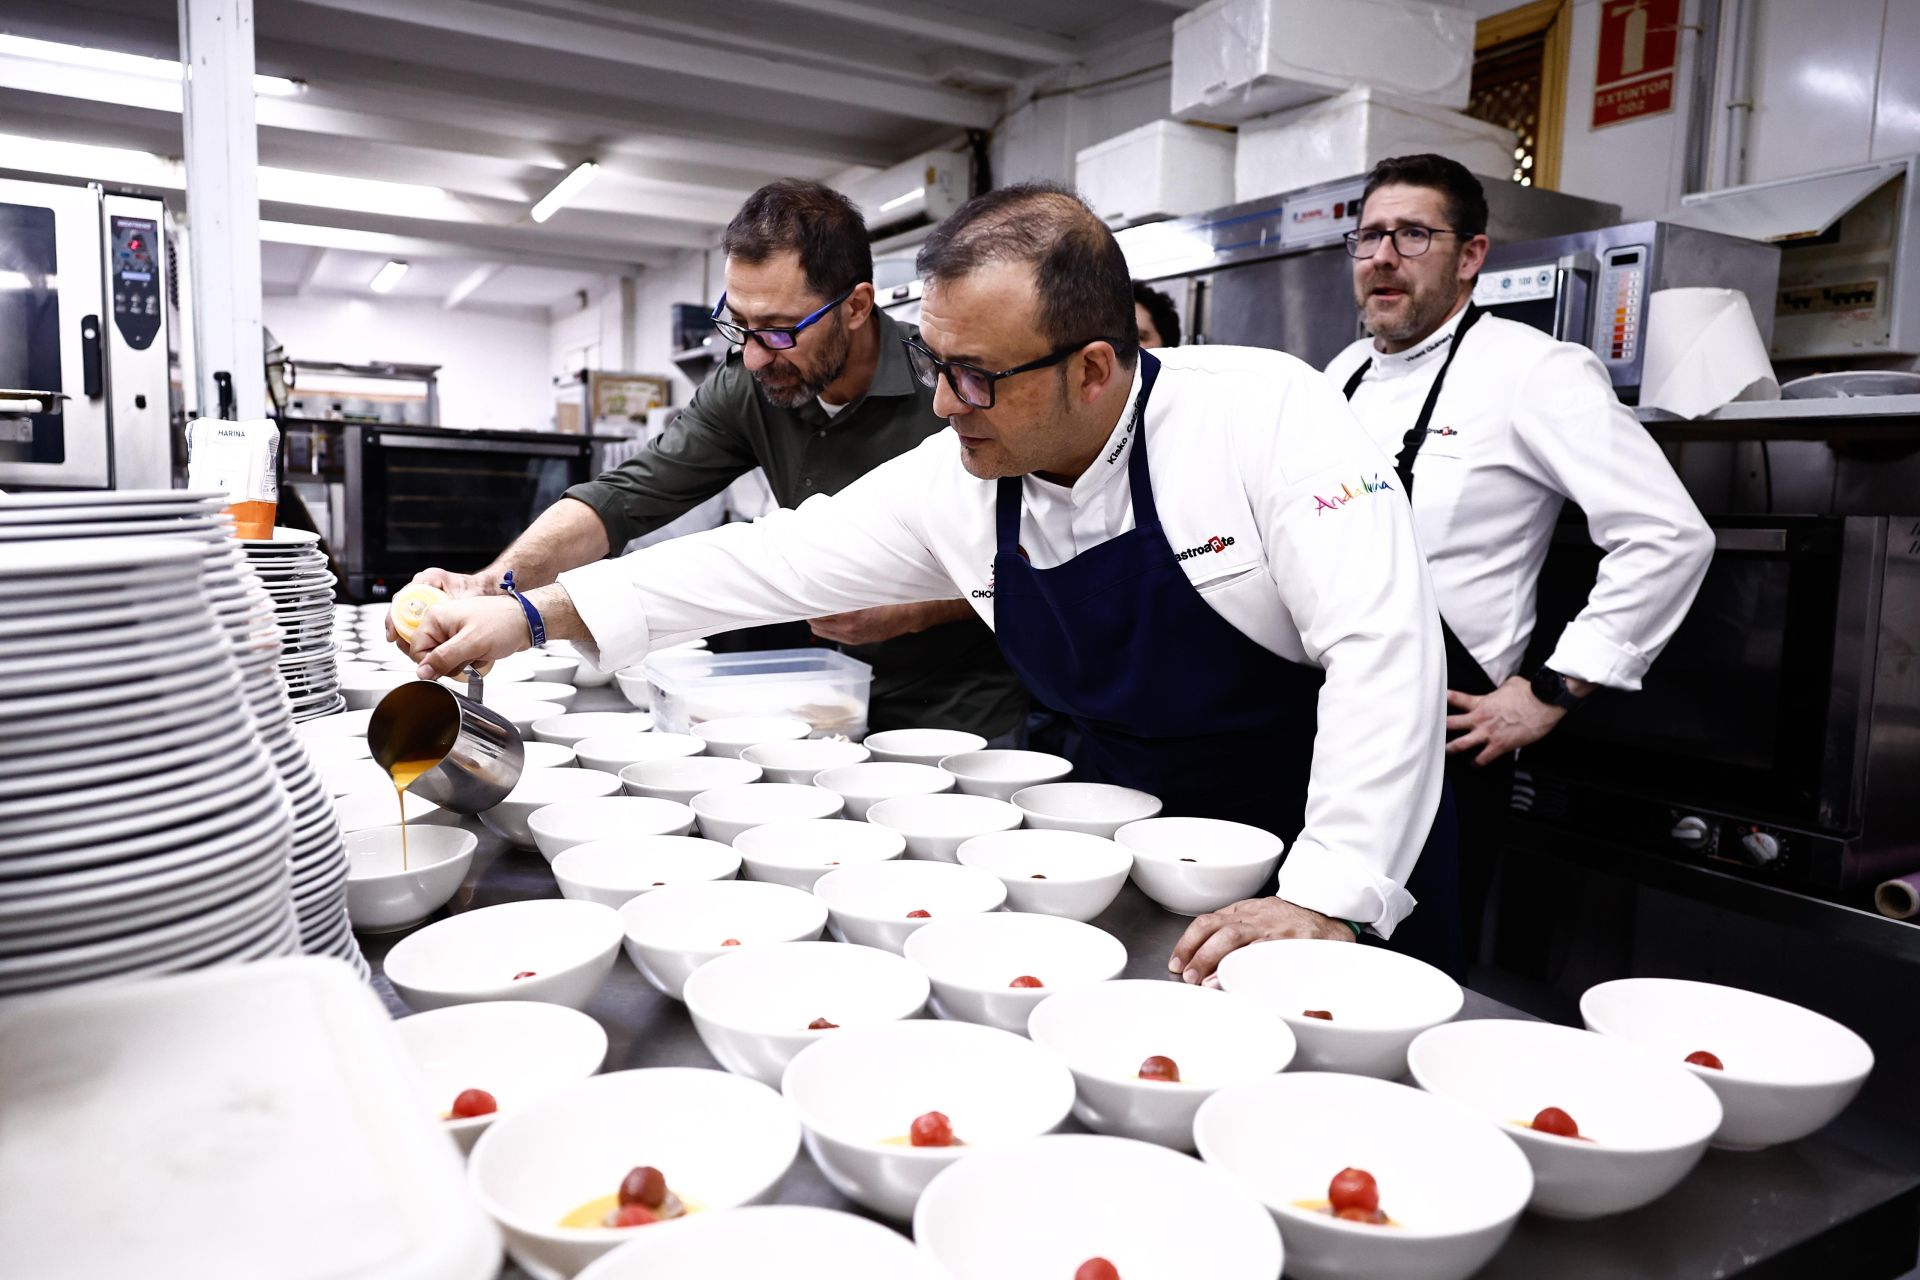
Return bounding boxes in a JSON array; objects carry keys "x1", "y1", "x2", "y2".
[{"x1": 0, "y1": 0, "x2": 1201, "y2": 313}]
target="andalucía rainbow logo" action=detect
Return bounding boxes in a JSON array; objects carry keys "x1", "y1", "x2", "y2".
[{"x1": 1313, "y1": 473, "x2": 1394, "y2": 514}]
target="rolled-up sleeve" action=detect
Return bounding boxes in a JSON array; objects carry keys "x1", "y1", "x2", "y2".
[
  {"x1": 1515, "y1": 346, "x2": 1715, "y2": 690},
  {"x1": 563, "y1": 368, "x2": 759, "y2": 552},
  {"x1": 559, "y1": 442, "x2": 962, "y2": 672},
  {"x1": 1244, "y1": 376, "x2": 1445, "y2": 937}
]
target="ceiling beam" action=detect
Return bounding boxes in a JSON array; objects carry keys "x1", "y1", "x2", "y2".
[
  {"x1": 580, "y1": 0, "x2": 1078, "y2": 67},
  {"x1": 258, "y1": 219, "x2": 647, "y2": 274},
  {"x1": 293, "y1": 245, "x2": 328, "y2": 296},
  {"x1": 443, "y1": 263, "x2": 502, "y2": 310},
  {"x1": 296, "y1": 0, "x2": 1000, "y2": 127}
]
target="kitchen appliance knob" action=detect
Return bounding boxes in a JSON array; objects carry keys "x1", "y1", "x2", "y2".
[
  {"x1": 1670, "y1": 815, "x2": 1710, "y2": 849},
  {"x1": 1740, "y1": 830, "x2": 1782, "y2": 865}
]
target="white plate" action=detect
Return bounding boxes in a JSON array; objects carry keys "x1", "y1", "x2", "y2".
[
  {"x1": 0, "y1": 608, "x2": 221, "y2": 669},
  {"x1": 0, "y1": 748, "x2": 276, "y2": 843},
  {"x1": 0, "y1": 720, "x2": 258, "y2": 816},
  {"x1": 0, "y1": 853, "x2": 290, "y2": 956},
  {"x1": 0, "y1": 626, "x2": 229, "y2": 699},
  {"x1": 0, "y1": 664, "x2": 243, "y2": 743},
  {"x1": 0, "y1": 773, "x2": 286, "y2": 872}
]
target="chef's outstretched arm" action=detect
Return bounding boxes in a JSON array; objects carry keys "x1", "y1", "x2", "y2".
[
  {"x1": 1171, "y1": 375, "x2": 1446, "y2": 980},
  {"x1": 411, "y1": 443, "x2": 960, "y2": 678}
]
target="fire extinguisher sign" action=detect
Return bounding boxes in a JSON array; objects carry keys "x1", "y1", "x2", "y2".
[{"x1": 1592, "y1": 0, "x2": 1680, "y2": 129}]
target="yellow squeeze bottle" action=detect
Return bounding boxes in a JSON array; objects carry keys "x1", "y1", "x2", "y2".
[{"x1": 389, "y1": 583, "x2": 449, "y2": 656}]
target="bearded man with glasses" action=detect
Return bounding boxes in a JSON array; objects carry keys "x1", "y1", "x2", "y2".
[{"x1": 391, "y1": 179, "x2": 1028, "y2": 742}]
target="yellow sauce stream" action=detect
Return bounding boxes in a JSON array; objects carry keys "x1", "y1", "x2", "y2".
[{"x1": 388, "y1": 755, "x2": 438, "y2": 870}]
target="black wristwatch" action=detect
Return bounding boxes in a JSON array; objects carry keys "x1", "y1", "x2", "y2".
[{"x1": 1530, "y1": 666, "x2": 1587, "y2": 711}]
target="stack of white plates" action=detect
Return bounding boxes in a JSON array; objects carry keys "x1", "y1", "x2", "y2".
[
  {"x1": 0, "y1": 538, "x2": 300, "y2": 998},
  {"x1": 243, "y1": 529, "x2": 344, "y2": 721},
  {"x1": 0, "y1": 493, "x2": 368, "y2": 979}
]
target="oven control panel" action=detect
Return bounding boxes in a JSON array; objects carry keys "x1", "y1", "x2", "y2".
[
  {"x1": 109, "y1": 214, "x2": 161, "y2": 350},
  {"x1": 1597, "y1": 245, "x2": 1648, "y2": 373}
]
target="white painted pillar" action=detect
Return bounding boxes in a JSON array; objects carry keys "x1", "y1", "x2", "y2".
[{"x1": 178, "y1": 0, "x2": 266, "y2": 420}]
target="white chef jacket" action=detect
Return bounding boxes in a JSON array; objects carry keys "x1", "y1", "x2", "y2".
[
  {"x1": 1326, "y1": 307, "x2": 1713, "y2": 689},
  {"x1": 562, "y1": 344, "x2": 1444, "y2": 935}
]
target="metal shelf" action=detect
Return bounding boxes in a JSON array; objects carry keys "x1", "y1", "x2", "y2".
[{"x1": 1638, "y1": 395, "x2": 1920, "y2": 443}]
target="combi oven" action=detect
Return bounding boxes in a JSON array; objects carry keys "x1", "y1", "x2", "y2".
[
  {"x1": 1513, "y1": 515, "x2": 1920, "y2": 900},
  {"x1": 0, "y1": 178, "x2": 175, "y2": 490}
]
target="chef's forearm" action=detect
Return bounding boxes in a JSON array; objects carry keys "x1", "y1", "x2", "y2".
[
  {"x1": 480, "y1": 497, "x2": 611, "y2": 590},
  {"x1": 526, "y1": 582, "x2": 590, "y2": 642}
]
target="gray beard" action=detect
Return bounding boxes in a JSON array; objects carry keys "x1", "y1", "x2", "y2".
[{"x1": 752, "y1": 322, "x2": 851, "y2": 410}]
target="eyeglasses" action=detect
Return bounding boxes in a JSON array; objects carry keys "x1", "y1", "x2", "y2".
[
  {"x1": 1342, "y1": 226, "x2": 1469, "y2": 259},
  {"x1": 709, "y1": 285, "x2": 854, "y2": 351},
  {"x1": 902, "y1": 335, "x2": 1117, "y2": 410}
]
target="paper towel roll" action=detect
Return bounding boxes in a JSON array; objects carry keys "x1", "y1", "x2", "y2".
[{"x1": 1640, "y1": 288, "x2": 1781, "y2": 420}]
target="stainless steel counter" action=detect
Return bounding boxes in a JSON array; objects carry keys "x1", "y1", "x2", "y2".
[{"x1": 354, "y1": 693, "x2": 1919, "y2": 1280}]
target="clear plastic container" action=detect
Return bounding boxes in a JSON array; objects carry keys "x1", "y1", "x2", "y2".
[{"x1": 641, "y1": 647, "x2": 873, "y2": 740}]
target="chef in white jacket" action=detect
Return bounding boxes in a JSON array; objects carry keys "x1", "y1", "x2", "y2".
[
  {"x1": 413, "y1": 183, "x2": 1454, "y2": 980},
  {"x1": 1324, "y1": 154, "x2": 1714, "y2": 962}
]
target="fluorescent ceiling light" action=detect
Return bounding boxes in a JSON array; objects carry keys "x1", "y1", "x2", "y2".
[
  {"x1": 368, "y1": 260, "x2": 409, "y2": 294},
  {"x1": 530, "y1": 161, "x2": 600, "y2": 224},
  {"x1": 0, "y1": 270, "x2": 37, "y2": 291},
  {"x1": 878, "y1": 188, "x2": 924, "y2": 213},
  {"x1": 0, "y1": 133, "x2": 182, "y2": 188},
  {"x1": 258, "y1": 167, "x2": 455, "y2": 219},
  {"x1": 0, "y1": 33, "x2": 303, "y2": 95}
]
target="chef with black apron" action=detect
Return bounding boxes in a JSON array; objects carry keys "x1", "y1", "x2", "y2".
[
  {"x1": 1326, "y1": 155, "x2": 1714, "y2": 965},
  {"x1": 409, "y1": 183, "x2": 1454, "y2": 980}
]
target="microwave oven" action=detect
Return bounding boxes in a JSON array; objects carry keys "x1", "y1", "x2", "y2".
[{"x1": 0, "y1": 178, "x2": 178, "y2": 490}]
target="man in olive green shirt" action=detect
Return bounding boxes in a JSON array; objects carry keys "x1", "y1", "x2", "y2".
[{"x1": 398, "y1": 180, "x2": 1027, "y2": 739}]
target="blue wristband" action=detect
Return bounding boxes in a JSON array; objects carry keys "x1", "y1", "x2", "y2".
[{"x1": 500, "y1": 570, "x2": 546, "y2": 647}]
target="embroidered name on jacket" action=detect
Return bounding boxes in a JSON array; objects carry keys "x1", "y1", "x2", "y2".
[
  {"x1": 1313, "y1": 474, "x2": 1394, "y2": 514},
  {"x1": 1174, "y1": 535, "x2": 1236, "y2": 561}
]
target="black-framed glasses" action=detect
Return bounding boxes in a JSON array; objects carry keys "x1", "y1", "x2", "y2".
[
  {"x1": 710, "y1": 285, "x2": 854, "y2": 351},
  {"x1": 1342, "y1": 226, "x2": 1467, "y2": 259},
  {"x1": 902, "y1": 335, "x2": 1118, "y2": 410}
]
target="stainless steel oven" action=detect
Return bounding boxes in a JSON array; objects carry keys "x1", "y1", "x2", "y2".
[
  {"x1": 0, "y1": 178, "x2": 174, "y2": 490},
  {"x1": 1512, "y1": 515, "x2": 1920, "y2": 899}
]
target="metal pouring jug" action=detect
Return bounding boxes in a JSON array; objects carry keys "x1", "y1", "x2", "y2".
[{"x1": 367, "y1": 670, "x2": 524, "y2": 814}]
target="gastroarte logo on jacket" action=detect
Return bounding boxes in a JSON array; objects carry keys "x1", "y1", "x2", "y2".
[
  {"x1": 1312, "y1": 474, "x2": 1394, "y2": 514},
  {"x1": 1174, "y1": 534, "x2": 1237, "y2": 562}
]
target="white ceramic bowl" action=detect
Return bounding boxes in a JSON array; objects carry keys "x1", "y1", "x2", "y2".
[
  {"x1": 480, "y1": 768, "x2": 624, "y2": 850},
  {"x1": 333, "y1": 787, "x2": 451, "y2": 834},
  {"x1": 813, "y1": 762, "x2": 956, "y2": 822},
  {"x1": 528, "y1": 796, "x2": 698, "y2": 862},
  {"x1": 1195, "y1": 1072, "x2": 1533, "y2": 1280},
  {"x1": 937, "y1": 749, "x2": 1074, "y2": 801},
  {"x1": 955, "y1": 829, "x2": 1133, "y2": 922},
  {"x1": 904, "y1": 912, "x2": 1127, "y2": 1034},
  {"x1": 573, "y1": 1205, "x2": 944, "y2": 1280},
  {"x1": 468, "y1": 1068, "x2": 800, "y2": 1279},
  {"x1": 612, "y1": 665, "x2": 651, "y2": 710},
  {"x1": 302, "y1": 735, "x2": 371, "y2": 767},
  {"x1": 689, "y1": 783, "x2": 846, "y2": 845},
  {"x1": 523, "y1": 741, "x2": 579, "y2": 770},
  {"x1": 295, "y1": 708, "x2": 374, "y2": 740},
  {"x1": 915, "y1": 1133, "x2": 1284, "y2": 1280},
  {"x1": 812, "y1": 861, "x2": 1009, "y2": 955},
  {"x1": 321, "y1": 757, "x2": 392, "y2": 797},
  {"x1": 780, "y1": 1019, "x2": 1076, "y2": 1221},
  {"x1": 732, "y1": 819, "x2": 907, "y2": 891},
  {"x1": 385, "y1": 899, "x2": 625, "y2": 1013},
  {"x1": 566, "y1": 648, "x2": 616, "y2": 688},
  {"x1": 691, "y1": 716, "x2": 812, "y2": 759},
  {"x1": 484, "y1": 680, "x2": 581, "y2": 712},
  {"x1": 394, "y1": 1000, "x2": 608, "y2": 1154},
  {"x1": 619, "y1": 879, "x2": 830, "y2": 1001},
  {"x1": 500, "y1": 700, "x2": 568, "y2": 734},
  {"x1": 1115, "y1": 816, "x2": 1286, "y2": 915},
  {"x1": 343, "y1": 824, "x2": 477, "y2": 933},
  {"x1": 1026, "y1": 979, "x2": 1298, "y2": 1150},
  {"x1": 508, "y1": 652, "x2": 581, "y2": 684},
  {"x1": 342, "y1": 669, "x2": 415, "y2": 710},
  {"x1": 550, "y1": 836, "x2": 742, "y2": 909},
  {"x1": 861, "y1": 728, "x2": 988, "y2": 766},
  {"x1": 1580, "y1": 977, "x2": 1873, "y2": 1151},
  {"x1": 573, "y1": 732, "x2": 704, "y2": 775},
  {"x1": 620, "y1": 756, "x2": 763, "y2": 805},
  {"x1": 683, "y1": 940, "x2": 931, "y2": 1087},
  {"x1": 1215, "y1": 939, "x2": 1464, "y2": 1078},
  {"x1": 534, "y1": 711, "x2": 654, "y2": 747},
  {"x1": 865, "y1": 793, "x2": 1023, "y2": 864},
  {"x1": 739, "y1": 738, "x2": 871, "y2": 785},
  {"x1": 1408, "y1": 1019, "x2": 1723, "y2": 1219},
  {"x1": 1012, "y1": 782, "x2": 1162, "y2": 838}
]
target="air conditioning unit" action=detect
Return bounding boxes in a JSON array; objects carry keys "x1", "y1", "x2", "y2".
[{"x1": 848, "y1": 151, "x2": 968, "y2": 235}]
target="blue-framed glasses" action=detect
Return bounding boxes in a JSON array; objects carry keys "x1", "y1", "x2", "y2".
[{"x1": 710, "y1": 285, "x2": 855, "y2": 351}]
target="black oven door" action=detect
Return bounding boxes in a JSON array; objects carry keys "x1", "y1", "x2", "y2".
[
  {"x1": 347, "y1": 429, "x2": 592, "y2": 598},
  {"x1": 1517, "y1": 515, "x2": 1869, "y2": 838}
]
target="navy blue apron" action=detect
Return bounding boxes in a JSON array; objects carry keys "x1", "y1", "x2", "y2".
[{"x1": 990, "y1": 351, "x2": 1462, "y2": 975}]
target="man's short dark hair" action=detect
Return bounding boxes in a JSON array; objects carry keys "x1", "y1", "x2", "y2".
[
  {"x1": 1132, "y1": 280, "x2": 1181, "y2": 347},
  {"x1": 916, "y1": 182, "x2": 1139, "y2": 371},
  {"x1": 722, "y1": 179, "x2": 872, "y2": 300},
  {"x1": 1358, "y1": 154, "x2": 1490, "y2": 239}
]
